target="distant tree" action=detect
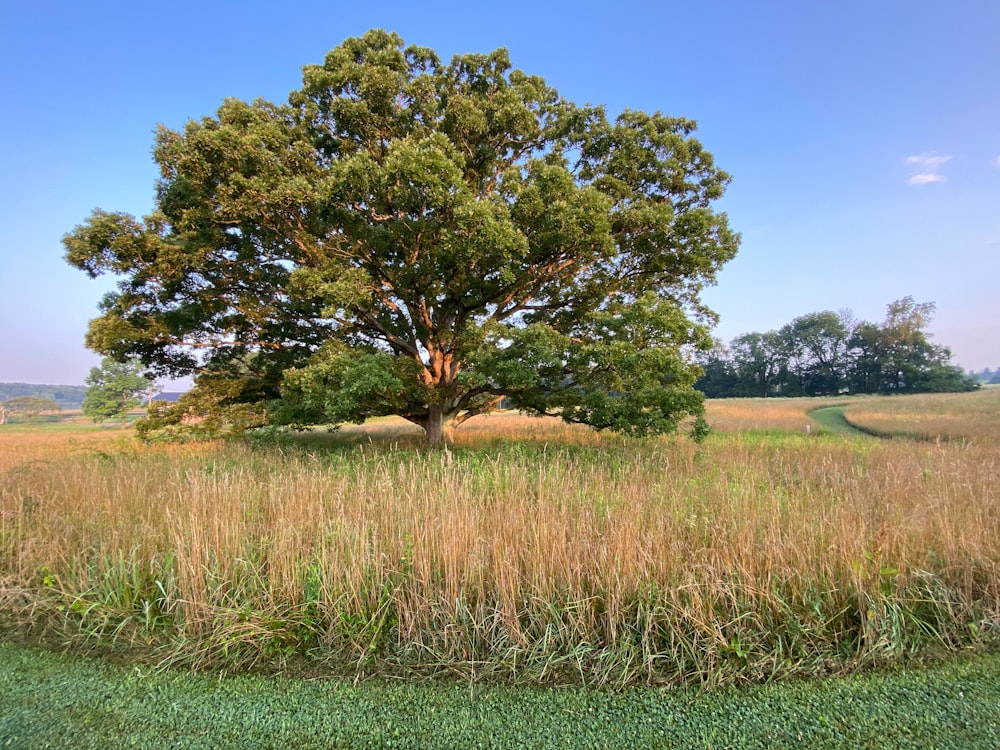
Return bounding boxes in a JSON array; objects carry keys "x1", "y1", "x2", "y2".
[
  {"x1": 83, "y1": 358, "x2": 155, "y2": 426},
  {"x1": 848, "y1": 297, "x2": 978, "y2": 394},
  {"x1": 915, "y1": 361, "x2": 980, "y2": 392},
  {"x1": 846, "y1": 321, "x2": 885, "y2": 394},
  {"x1": 777, "y1": 311, "x2": 851, "y2": 396},
  {"x1": 693, "y1": 342, "x2": 740, "y2": 398},
  {"x1": 878, "y1": 297, "x2": 936, "y2": 392},
  {"x1": 729, "y1": 331, "x2": 788, "y2": 397},
  {"x1": 2, "y1": 396, "x2": 61, "y2": 424}
]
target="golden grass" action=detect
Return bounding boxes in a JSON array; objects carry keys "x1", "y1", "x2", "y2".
[
  {"x1": 1, "y1": 393, "x2": 998, "y2": 685},
  {"x1": 704, "y1": 397, "x2": 841, "y2": 433},
  {"x1": 843, "y1": 389, "x2": 1000, "y2": 444},
  {"x1": 0, "y1": 426, "x2": 126, "y2": 474},
  {"x1": 316, "y1": 412, "x2": 614, "y2": 448}
]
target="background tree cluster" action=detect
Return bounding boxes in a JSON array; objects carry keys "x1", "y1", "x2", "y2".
[
  {"x1": 696, "y1": 297, "x2": 979, "y2": 398},
  {"x1": 968, "y1": 368, "x2": 1000, "y2": 385},
  {"x1": 0, "y1": 383, "x2": 87, "y2": 409}
]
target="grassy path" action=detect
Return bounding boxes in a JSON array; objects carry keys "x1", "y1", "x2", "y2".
[
  {"x1": 808, "y1": 405, "x2": 869, "y2": 436},
  {"x1": 2, "y1": 643, "x2": 998, "y2": 749}
]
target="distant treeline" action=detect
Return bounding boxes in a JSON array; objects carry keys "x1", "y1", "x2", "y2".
[
  {"x1": 969, "y1": 368, "x2": 1000, "y2": 385},
  {"x1": 696, "y1": 297, "x2": 980, "y2": 398},
  {"x1": 0, "y1": 383, "x2": 87, "y2": 409}
]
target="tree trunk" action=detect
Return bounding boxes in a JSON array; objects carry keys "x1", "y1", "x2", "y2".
[{"x1": 423, "y1": 404, "x2": 455, "y2": 446}]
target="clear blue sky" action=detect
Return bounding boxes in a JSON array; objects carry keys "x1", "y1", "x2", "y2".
[{"x1": 2, "y1": 0, "x2": 998, "y2": 385}]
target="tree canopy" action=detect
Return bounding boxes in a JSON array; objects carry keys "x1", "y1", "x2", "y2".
[{"x1": 64, "y1": 29, "x2": 739, "y2": 444}]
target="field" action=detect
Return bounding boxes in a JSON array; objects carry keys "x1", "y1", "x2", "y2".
[
  {"x1": 842, "y1": 388, "x2": 1000, "y2": 443},
  {"x1": 0, "y1": 393, "x2": 998, "y2": 689}
]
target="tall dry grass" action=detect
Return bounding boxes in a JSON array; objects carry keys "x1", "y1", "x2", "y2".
[
  {"x1": 843, "y1": 389, "x2": 1000, "y2": 444},
  {"x1": 311, "y1": 412, "x2": 615, "y2": 448},
  {"x1": 704, "y1": 397, "x2": 840, "y2": 433},
  {"x1": 2, "y1": 413, "x2": 998, "y2": 686}
]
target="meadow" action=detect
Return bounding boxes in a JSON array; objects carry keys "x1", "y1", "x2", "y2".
[
  {"x1": 841, "y1": 388, "x2": 1000, "y2": 443},
  {"x1": 0, "y1": 393, "x2": 997, "y2": 688}
]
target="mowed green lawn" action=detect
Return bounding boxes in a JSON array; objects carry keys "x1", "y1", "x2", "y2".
[{"x1": 2, "y1": 642, "x2": 998, "y2": 749}]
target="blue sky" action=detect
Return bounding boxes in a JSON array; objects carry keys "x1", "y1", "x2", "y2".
[{"x1": 2, "y1": 0, "x2": 998, "y2": 384}]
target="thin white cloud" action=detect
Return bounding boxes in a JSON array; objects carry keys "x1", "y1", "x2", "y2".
[
  {"x1": 993, "y1": 155, "x2": 1000, "y2": 168},
  {"x1": 906, "y1": 153, "x2": 952, "y2": 169},
  {"x1": 908, "y1": 173, "x2": 946, "y2": 185},
  {"x1": 905, "y1": 152, "x2": 951, "y2": 185}
]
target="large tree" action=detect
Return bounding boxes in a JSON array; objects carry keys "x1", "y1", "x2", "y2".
[{"x1": 64, "y1": 30, "x2": 739, "y2": 444}]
